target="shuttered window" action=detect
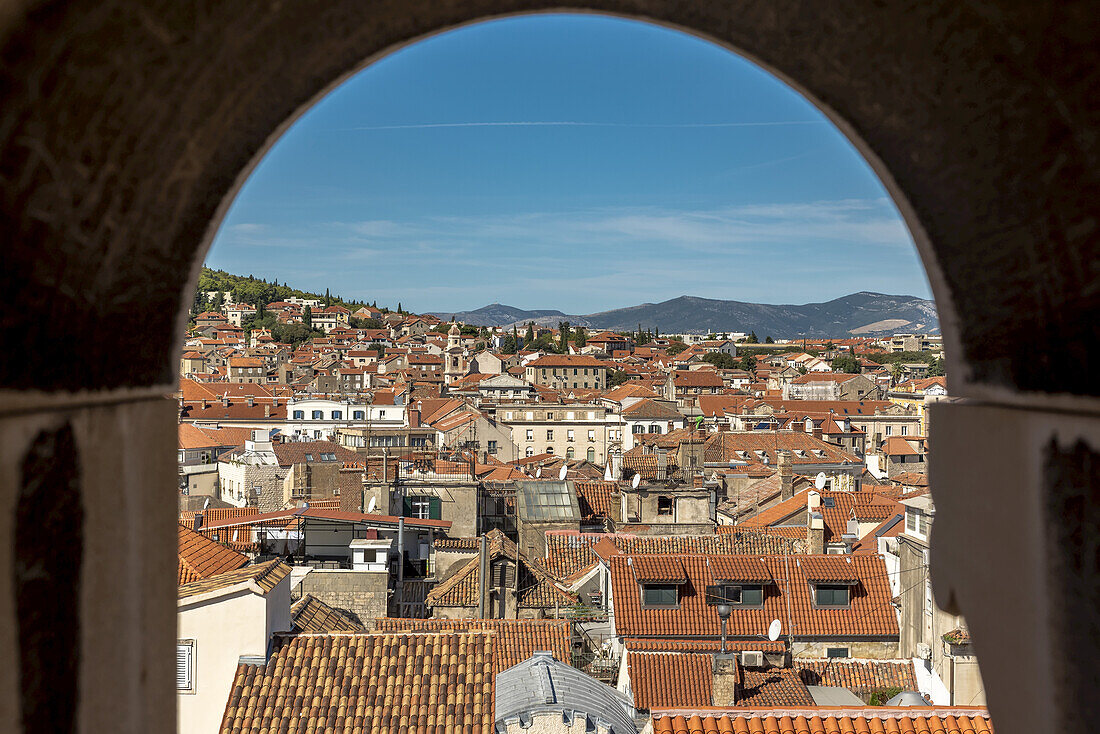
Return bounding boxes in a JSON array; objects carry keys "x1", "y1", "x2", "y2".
[{"x1": 177, "y1": 640, "x2": 194, "y2": 691}]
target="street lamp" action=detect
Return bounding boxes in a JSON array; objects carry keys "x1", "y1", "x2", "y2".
[{"x1": 716, "y1": 602, "x2": 732, "y2": 654}]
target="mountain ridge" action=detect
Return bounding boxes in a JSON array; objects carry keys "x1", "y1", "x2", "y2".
[{"x1": 430, "y1": 292, "x2": 939, "y2": 337}]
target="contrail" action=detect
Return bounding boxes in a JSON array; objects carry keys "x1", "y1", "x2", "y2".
[{"x1": 334, "y1": 120, "x2": 825, "y2": 131}]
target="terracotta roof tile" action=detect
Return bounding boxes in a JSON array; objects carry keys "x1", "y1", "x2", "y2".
[
  {"x1": 632, "y1": 556, "x2": 688, "y2": 583},
  {"x1": 795, "y1": 659, "x2": 918, "y2": 697},
  {"x1": 291, "y1": 594, "x2": 366, "y2": 633},
  {"x1": 178, "y1": 559, "x2": 291, "y2": 600},
  {"x1": 220, "y1": 631, "x2": 495, "y2": 733},
  {"x1": 177, "y1": 523, "x2": 249, "y2": 585},
  {"x1": 736, "y1": 666, "x2": 816, "y2": 706},
  {"x1": 375, "y1": 618, "x2": 570, "y2": 675},
  {"x1": 651, "y1": 708, "x2": 994, "y2": 734},
  {"x1": 628, "y1": 652, "x2": 713, "y2": 709}
]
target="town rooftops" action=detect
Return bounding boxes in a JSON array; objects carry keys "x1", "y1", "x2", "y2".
[
  {"x1": 622, "y1": 398, "x2": 684, "y2": 420},
  {"x1": 177, "y1": 523, "x2": 249, "y2": 585},
  {"x1": 199, "y1": 506, "x2": 451, "y2": 531}
]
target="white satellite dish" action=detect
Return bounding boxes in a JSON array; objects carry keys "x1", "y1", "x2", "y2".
[
  {"x1": 536, "y1": 467, "x2": 543, "y2": 478},
  {"x1": 631, "y1": 474, "x2": 641, "y2": 489},
  {"x1": 367, "y1": 496, "x2": 377, "y2": 513},
  {"x1": 814, "y1": 472, "x2": 827, "y2": 490},
  {"x1": 768, "y1": 619, "x2": 782, "y2": 641},
  {"x1": 558, "y1": 465, "x2": 568, "y2": 481}
]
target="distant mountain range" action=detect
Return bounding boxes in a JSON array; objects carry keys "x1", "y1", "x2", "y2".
[{"x1": 431, "y1": 292, "x2": 939, "y2": 338}]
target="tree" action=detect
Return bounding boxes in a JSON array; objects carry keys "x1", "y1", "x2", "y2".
[
  {"x1": 744, "y1": 331, "x2": 758, "y2": 344},
  {"x1": 608, "y1": 369, "x2": 630, "y2": 387},
  {"x1": 559, "y1": 322, "x2": 570, "y2": 353},
  {"x1": 501, "y1": 335, "x2": 518, "y2": 354},
  {"x1": 324, "y1": 288, "x2": 331, "y2": 307},
  {"x1": 526, "y1": 322, "x2": 535, "y2": 346},
  {"x1": 397, "y1": 302, "x2": 402, "y2": 314},
  {"x1": 831, "y1": 354, "x2": 861, "y2": 373},
  {"x1": 666, "y1": 341, "x2": 688, "y2": 355},
  {"x1": 928, "y1": 355, "x2": 946, "y2": 377},
  {"x1": 256, "y1": 300, "x2": 266, "y2": 319},
  {"x1": 303, "y1": 305, "x2": 312, "y2": 329},
  {"x1": 211, "y1": 291, "x2": 224, "y2": 311},
  {"x1": 574, "y1": 326, "x2": 587, "y2": 348},
  {"x1": 654, "y1": 326, "x2": 659, "y2": 339},
  {"x1": 765, "y1": 335, "x2": 774, "y2": 343},
  {"x1": 702, "y1": 352, "x2": 736, "y2": 369},
  {"x1": 737, "y1": 355, "x2": 757, "y2": 374}
]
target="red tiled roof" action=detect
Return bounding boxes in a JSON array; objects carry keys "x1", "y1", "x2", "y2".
[
  {"x1": 736, "y1": 666, "x2": 815, "y2": 706},
  {"x1": 795, "y1": 659, "x2": 917, "y2": 697},
  {"x1": 651, "y1": 708, "x2": 993, "y2": 734},
  {"x1": 177, "y1": 523, "x2": 249, "y2": 585},
  {"x1": 632, "y1": 556, "x2": 688, "y2": 583},
  {"x1": 573, "y1": 480, "x2": 619, "y2": 521},
  {"x1": 628, "y1": 652, "x2": 713, "y2": 710},
  {"x1": 219, "y1": 632, "x2": 494, "y2": 733},
  {"x1": 799, "y1": 556, "x2": 862, "y2": 582},
  {"x1": 610, "y1": 554, "x2": 898, "y2": 639},
  {"x1": 375, "y1": 618, "x2": 570, "y2": 675}
]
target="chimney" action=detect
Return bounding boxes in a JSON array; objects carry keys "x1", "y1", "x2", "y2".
[
  {"x1": 778, "y1": 450, "x2": 794, "y2": 500},
  {"x1": 221, "y1": 394, "x2": 229, "y2": 407},
  {"x1": 807, "y1": 490, "x2": 825, "y2": 553},
  {"x1": 247, "y1": 395, "x2": 254, "y2": 407},
  {"x1": 711, "y1": 655, "x2": 740, "y2": 706},
  {"x1": 656, "y1": 447, "x2": 668, "y2": 481},
  {"x1": 200, "y1": 398, "x2": 208, "y2": 410},
  {"x1": 264, "y1": 403, "x2": 271, "y2": 418}
]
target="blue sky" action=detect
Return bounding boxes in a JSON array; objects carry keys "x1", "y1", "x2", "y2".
[{"x1": 207, "y1": 14, "x2": 929, "y2": 313}]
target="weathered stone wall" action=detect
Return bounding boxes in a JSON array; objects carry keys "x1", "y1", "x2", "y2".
[
  {"x1": 296, "y1": 570, "x2": 388, "y2": 629},
  {"x1": 789, "y1": 640, "x2": 901, "y2": 659}
]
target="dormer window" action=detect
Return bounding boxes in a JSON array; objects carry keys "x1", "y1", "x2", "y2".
[
  {"x1": 717, "y1": 584, "x2": 765, "y2": 608},
  {"x1": 641, "y1": 584, "x2": 679, "y2": 608},
  {"x1": 814, "y1": 584, "x2": 850, "y2": 607}
]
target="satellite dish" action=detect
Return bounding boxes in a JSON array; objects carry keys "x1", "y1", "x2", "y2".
[
  {"x1": 367, "y1": 496, "x2": 377, "y2": 513},
  {"x1": 558, "y1": 465, "x2": 568, "y2": 481},
  {"x1": 814, "y1": 472, "x2": 827, "y2": 490},
  {"x1": 631, "y1": 474, "x2": 641, "y2": 489},
  {"x1": 768, "y1": 619, "x2": 782, "y2": 641},
  {"x1": 536, "y1": 467, "x2": 542, "y2": 478}
]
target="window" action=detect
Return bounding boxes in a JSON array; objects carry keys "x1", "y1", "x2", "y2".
[
  {"x1": 525, "y1": 447, "x2": 534, "y2": 457},
  {"x1": 526, "y1": 429, "x2": 534, "y2": 441},
  {"x1": 814, "y1": 584, "x2": 850, "y2": 607},
  {"x1": 546, "y1": 447, "x2": 554, "y2": 455},
  {"x1": 566, "y1": 411, "x2": 575, "y2": 420},
  {"x1": 353, "y1": 410, "x2": 364, "y2": 420},
  {"x1": 657, "y1": 496, "x2": 674, "y2": 516},
  {"x1": 546, "y1": 430, "x2": 554, "y2": 440},
  {"x1": 566, "y1": 447, "x2": 575, "y2": 459},
  {"x1": 410, "y1": 436, "x2": 427, "y2": 448},
  {"x1": 567, "y1": 430, "x2": 575, "y2": 441},
  {"x1": 719, "y1": 584, "x2": 764, "y2": 607},
  {"x1": 304, "y1": 453, "x2": 314, "y2": 461},
  {"x1": 406, "y1": 496, "x2": 441, "y2": 520},
  {"x1": 311, "y1": 410, "x2": 323, "y2": 419},
  {"x1": 546, "y1": 412, "x2": 553, "y2": 420},
  {"x1": 331, "y1": 410, "x2": 342, "y2": 419},
  {"x1": 588, "y1": 429, "x2": 595, "y2": 441},
  {"x1": 573, "y1": 368, "x2": 578, "y2": 375},
  {"x1": 925, "y1": 579, "x2": 934, "y2": 615},
  {"x1": 633, "y1": 425, "x2": 645, "y2": 434},
  {"x1": 649, "y1": 424, "x2": 662, "y2": 434},
  {"x1": 826, "y1": 647, "x2": 849, "y2": 659},
  {"x1": 177, "y1": 640, "x2": 194, "y2": 692},
  {"x1": 487, "y1": 440, "x2": 498, "y2": 454},
  {"x1": 587, "y1": 447, "x2": 596, "y2": 462},
  {"x1": 885, "y1": 425, "x2": 892, "y2": 436},
  {"x1": 293, "y1": 410, "x2": 305, "y2": 419},
  {"x1": 642, "y1": 584, "x2": 679, "y2": 608},
  {"x1": 321, "y1": 452, "x2": 336, "y2": 461}
]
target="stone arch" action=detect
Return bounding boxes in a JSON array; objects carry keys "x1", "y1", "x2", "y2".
[{"x1": 1, "y1": 3, "x2": 1097, "y2": 734}]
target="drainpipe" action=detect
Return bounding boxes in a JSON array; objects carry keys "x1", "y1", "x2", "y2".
[
  {"x1": 397, "y1": 516, "x2": 405, "y2": 589},
  {"x1": 478, "y1": 534, "x2": 487, "y2": 618}
]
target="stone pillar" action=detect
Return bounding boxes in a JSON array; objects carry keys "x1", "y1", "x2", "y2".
[{"x1": 0, "y1": 393, "x2": 177, "y2": 733}]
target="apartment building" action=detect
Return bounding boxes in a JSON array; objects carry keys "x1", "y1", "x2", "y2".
[
  {"x1": 498, "y1": 403, "x2": 620, "y2": 463},
  {"x1": 524, "y1": 354, "x2": 608, "y2": 390}
]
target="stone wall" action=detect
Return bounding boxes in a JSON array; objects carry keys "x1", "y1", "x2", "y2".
[
  {"x1": 296, "y1": 570, "x2": 388, "y2": 628},
  {"x1": 790, "y1": 640, "x2": 901, "y2": 659}
]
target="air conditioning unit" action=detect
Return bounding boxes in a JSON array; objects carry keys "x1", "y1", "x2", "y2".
[
  {"x1": 916, "y1": 643, "x2": 932, "y2": 660},
  {"x1": 740, "y1": 650, "x2": 765, "y2": 668}
]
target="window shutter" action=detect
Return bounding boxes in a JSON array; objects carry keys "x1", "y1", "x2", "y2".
[
  {"x1": 429, "y1": 496, "x2": 442, "y2": 520},
  {"x1": 177, "y1": 642, "x2": 193, "y2": 690},
  {"x1": 402, "y1": 497, "x2": 413, "y2": 517}
]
